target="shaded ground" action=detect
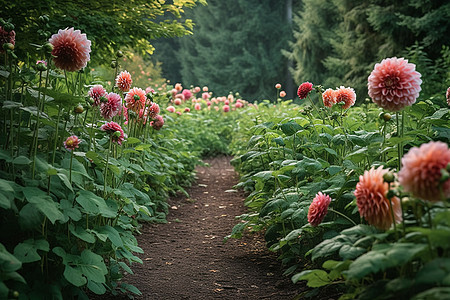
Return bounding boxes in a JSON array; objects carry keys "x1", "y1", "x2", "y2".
[{"x1": 108, "y1": 156, "x2": 303, "y2": 299}]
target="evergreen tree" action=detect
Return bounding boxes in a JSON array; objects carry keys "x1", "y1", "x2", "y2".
[{"x1": 177, "y1": 0, "x2": 290, "y2": 101}]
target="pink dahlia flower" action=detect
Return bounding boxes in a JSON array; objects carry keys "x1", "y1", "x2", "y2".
[
  {"x1": 203, "y1": 86, "x2": 209, "y2": 92},
  {"x1": 194, "y1": 103, "x2": 202, "y2": 111},
  {"x1": 175, "y1": 83, "x2": 183, "y2": 92},
  {"x1": 0, "y1": 26, "x2": 15, "y2": 54},
  {"x1": 368, "y1": 57, "x2": 422, "y2": 111},
  {"x1": 116, "y1": 71, "x2": 132, "y2": 92},
  {"x1": 167, "y1": 105, "x2": 176, "y2": 113},
  {"x1": 398, "y1": 141, "x2": 450, "y2": 202},
  {"x1": 279, "y1": 91, "x2": 286, "y2": 98},
  {"x1": 125, "y1": 87, "x2": 146, "y2": 112},
  {"x1": 64, "y1": 135, "x2": 81, "y2": 150},
  {"x1": 88, "y1": 85, "x2": 107, "y2": 107},
  {"x1": 308, "y1": 192, "x2": 331, "y2": 227},
  {"x1": 235, "y1": 102, "x2": 243, "y2": 108},
  {"x1": 148, "y1": 102, "x2": 160, "y2": 119},
  {"x1": 297, "y1": 82, "x2": 313, "y2": 99},
  {"x1": 194, "y1": 86, "x2": 201, "y2": 93},
  {"x1": 223, "y1": 105, "x2": 230, "y2": 112},
  {"x1": 49, "y1": 27, "x2": 91, "y2": 72},
  {"x1": 101, "y1": 92, "x2": 122, "y2": 120},
  {"x1": 182, "y1": 89, "x2": 193, "y2": 100},
  {"x1": 354, "y1": 166, "x2": 402, "y2": 230},
  {"x1": 275, "y1": 83, "x2": 281, "y2": 89},
  {"x1": 202, "y1": 92, "x2": 210, "y2": 100},
  {"x1": 174, "y1": 99, "x2": 182, "y2": 106},
  {"x1": 322, "y1": 88, "x2": 335, "y2": 108},
  {"x1": 335, "y1": 86, "x2": 356, "y2": 109},
  {"x1": 150, "y1": 115, "x2": 164, "y2": 130},
  {"x1": 101, "y1": 121, "x2": 124, "y2": 145},
  {"x1": 184, "y1": 107, "x2": 191, "y2": 112},
  {"x1": 145, "y1": 87, "x2": 155, "y2": 94}
]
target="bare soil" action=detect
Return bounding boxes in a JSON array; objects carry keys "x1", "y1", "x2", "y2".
[{"x1": 106, "y1": 156, "x2": 304, "y2": 299}]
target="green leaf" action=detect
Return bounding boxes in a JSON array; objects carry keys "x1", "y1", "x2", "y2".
[
  {"x1": 22, "y1": 187, "x2": 64, "y2": 224},
  {"x1": 87, "y1": 280, "x2": 106, "y2": 295},
  {"x1": 64, "y1": 265, "x2": 86, "y2": 287},
  {"x1": 60, "y1": 199, "x2": 82, "y2": 222},
  {"x1": 76, "y1": 190, "x2": 116, "y2": 218},
  {"x1": 96, "y1": 225, "x2": 123, "y2": 247},
  {"x1": 79, "y1": 250, "x2": 108, "y2": 283},
  {"x1": 292, "y1": 269, "x2": 332, "y2": 287},
  {"x1": 56, "y1": 173, "x2": 74, "y2": 192},
  {"x1": 69, "y1": 224, "x2": 96, "y2": 243},
  {"x1": 12, "y1": 156, "x2": 32, "y2": 165},
  {"x1": 0, "y1": 243, "x2": 22, "y2": 272},
  {"x1": 415, "y1": 258, "x2": 450, "y2": 285},
  {"x1": 126, "y1": 137, "x2": 141, "y2": 145},
  {"x1": 280, "y1": 120, "x2": 303, "y2": 136},
  {"x1": 412, "y1": 287, "x2": 450, "y2": 300},
  {"x1": 0, "y1": 179, "x2": 14, "y2": 210},
  {"x1": 327, "y1": 165, "x2": 342, "y2": 176},
  {"x1": 13, "y1": 239, "x2": 49, "y2": 263}
]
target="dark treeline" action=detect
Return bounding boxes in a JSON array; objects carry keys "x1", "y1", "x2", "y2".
[{"x1": 154, "y1": 0, "x2": 449, "y2": 102}]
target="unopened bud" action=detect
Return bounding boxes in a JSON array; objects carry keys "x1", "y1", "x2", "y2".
[
  {"x1": 441, "y1": 169, "x2": 450, "y2": 183},
  {"x1": 116, "y1": 50, "x2": 123, "y2": 58},
  {"x1": 43, "y1": 42, "x2": 53, "y2": 53},
  {"x1": 74, "y1": 104, "x2": 84, "y2": 114},
  {"x1": 110, "y1": 61, "x2": 117, "y2": 68},
  {"x1": 3, "y1": 43, "x2": 14, "y2": 51},
  {"x1": 383, "y1": 172, "x2": 395, "y2": 183},
  {"x1": 113, "y1": 131, "x2": 121, "y2": 138},
  {"x1": 36, "y1": 62, "x2": 47, "y2": 72},
  {"x1": 3, "y1": 23, "x2": 14, "y2": 32},
  {"x1": 146, "y1": 93, "x2": 153, "y2": 101},
  {"x1": 379, "y1": 112, "x2": 392, "y2": 122},
  {"x1": 386, "y1": 190, "x2": 396, "y2": 199}
]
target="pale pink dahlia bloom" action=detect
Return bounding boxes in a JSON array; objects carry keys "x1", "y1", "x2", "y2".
[
  {"x1": 88, "y1": 85, "x2": 107, "y2": 107},
  {"x1": 150, "y1": 115, "x2": 164, "y2": 130},
  {"x1": 235, "y1": 102, "x2": 243, "y2": 108},
  {"x1": 335, "y1": 86, "x2": 356, "y2": 109},
  {"x1": 101, "y1": 121, "x2": 124, "y2": 145},
  {"x1": 308, "y1": 192, "x2": 331, "y2": 227},
  {"x1": 297, "y1": 82, "x2": 313, "y2": 99},
  {"x1": 279, "y1": 91, "x2": 286, "y2": 98},
  {"x1": 174, "y1": 98, "x2": 182, "y2": 106},
  {"x1": 398, "y1": 141, "x2": 450, "y2": 202},
  {"x1": 223, "y1": 105, "x2": 230, "y2": 112},
  {"x1": 275, "y1": 83, "x2": 281, "y2": 89},
  {"x1": 100, "y1": 92, "x2": 122, "y2": 120},
  {"x1": 368, "y1": 57, "x2": 422, "y2": 111},
  {"x1": 322, "y1": 89, "x2": 335, "y2": 108},
  {"x1": 182, "y1": 89, "x2": 193, "y2": 100},
  {"x1": 64, "y1": 135, "x2": 81, "y2": 150},
  {"x1": 167, "y1": 105, "x2": 176, "y2": 113},
  {"x1": 446, "y1": 87, "x2": 450, "y2": 106},
  {"x1": 194, "y1": 103, "x2": 202, "y2": 110},
  {"x1": 202, "y1": 92, "x2": 210, "y2": 100},
  {"x1": 49, "y1": 27, "x2": 91, "y2": 72},
  {"x1": 116, "y1": 71, "x2": 132, "y2": 92},
  {"x1": 125, "y1": 87, "x2": 146, "y2": 112},
  {"x1": 175, "y1": 83, "x2": 183, "y2": 92},
  {"x1": 354, "y1": 166, "x2": 402, "y2": 230}
]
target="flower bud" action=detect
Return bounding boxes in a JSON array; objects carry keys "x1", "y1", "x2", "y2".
[
  {"x1": 3, "y1": 23, "x2": 14, "y2": 32},
  {"x1": 36, "y1": 61, "x2": 47, "y2": 72},
  {"x1": 379, "y1": 112, "x2": 392, "y2": 122},
  {"x1": 43, "y1": 42, "x2": 53, "y2": 53},
  {"x1": 74, "y1": 104, "x2": 84, "y2": 114},
  {"x1": 386, "y1": 190, "x2": 396, "y2": 199},
  {"x1": 113, "y1": 130, "x2": 121, "y2": 138},
  {"x1": 383, "y1": 172, "x2": 395, "y2": 183},
  {"x1": 116, "y1": 50, "x2": 123, "y2": 58},
  {"x1": 110, "y1": 61, "x2": 117, "y2": 68},
  {"x1": 3, "y1": 43, "x2": 14, "y2": 51},
  {"x1": 440, "y1": 169, "x2": 450, "y2": 183},
  {"x1": 446, "y1": 162, "x2": 450, "y2": 172},
  {"x1": 146, "y1": 93, "x2": 153, "y2": 101}
]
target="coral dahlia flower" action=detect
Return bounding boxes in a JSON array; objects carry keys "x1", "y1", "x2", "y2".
[
  {"x1": 0, "y1": 26, "x2": 15, "y2": 54},
  {"x1": 368, "y1": 57, "x2": 422, "y2": 111},
  {"x1": 354, "y1": 166, "x2": 402, "y2": 230},
  {"x1": 279, "y1": 91, "x2": 286, "y2": 98},
  {"x1": 322, "y1": 88, "x2": 335, "y2": 108},
  {"x1": 202, "y1": 92, "x2": 210, "y2": 100},
  {"x1": 194, "y1": 103, "x2": 202, "y2": 111},
  {"x1": 101, "y1": 121, "x2": 124, "y2": 145},
  {"x1": 174, "y1": 98, "x2": 182, "y2": 106},
  {"x1": 167, "y1": 105, "x2": 176, "y2": 113},
  {"x1": 101, "y1": 92, "x2": 122, "y2": 120},
  {"x1": 297, "y1": 82, "x2": 313, "y2": 99},
  {"x1": 49, "y1": 27, "x2": 91, "y2": 72},
  {"x1": 125, "y1": 87, "x2": 146, "y2": 112},
  {"x1": 308, "y1": 192, "x2": 331, "y2": 227},
  {"x1": 175, "y1": 83, "x2": 183, "y2": 92},
  {"x1": 398, "y1": 141, "x2": 450, "y2": 202},
  {"x1": 184, "y1": 107, "x2": 191, "y2": 112},
  {"x1": 148, "y1": 102, "x2": 160, "y2": 119},
  {"x1": 275, "y1": 83, "x2": 281, "y2": 89},
  {"x1": 223, "y1": 105, "x2": 230, "y2": 112},
  {"x1": 335, "y1": 86, "x2": 356, "y2": 109},
  {"x1": 150, "y1": 115, "x2": 164, "y2": 130},
  {"x1": 116, "y1": 71, "x2": 132, "y2": 92},
  {"x1": 64, "y1": 135, "x2": 81, "y2": 150},
  {"x1": 88, "y1": 85, "x2": 107, "y2": 107},
  {"x1": 182, "y1": 89, "x2": 193, "y2": 100}
]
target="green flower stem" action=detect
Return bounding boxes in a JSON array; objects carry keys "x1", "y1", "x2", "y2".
[
  {"x1": 103, "y1": 137, "x2": 112, "y2": 198},
  {"x1": 328, "y1": 208, "x2": 357, "y2": 226},
  {"x1": 69, "y1": 149, "x2": 74, "y2": 184},
  {"x1": 52, "y1": 105, "x2": 61, "y2": 165},
  {"x1": 396, "y1": 112, "x2": 403, "y2": 171},
  {"x1": 388, "y1": 194, "x2": 399, "y2": 239},
  {"x1": 307, "y1": 94, "x2": 323, "y2": 119},
  {"x1": 64, "y1": 70, "x2": 71, "y2": 94},
  {"x1": 31, "y1": 71, "x2": 44, "y2": 180}
]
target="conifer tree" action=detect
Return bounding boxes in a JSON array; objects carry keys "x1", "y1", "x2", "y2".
[{"x1": 177, "y1": 0, "x2": 290, "y2": 101}]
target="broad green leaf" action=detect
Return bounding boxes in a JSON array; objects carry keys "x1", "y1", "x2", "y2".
[
  {"x1": 60, "y1": 199, "x2": 82, "y2": 222},
  {"x1": 126, "y1": 137, "x2": 141, "y2": 145},
  {"x1": 97, "y1": 225, "x2": 123, "y2": 247},
  {"x1": 12, "y1": 156, "x2": 32, "y2": 165},
  {"x1": 76, "y1": 190, "x2": 116, "y2": 218},
  {"x1": 280, "y1": 120, "x2": 303, "y2": 136},
  {"x1": 13, "y1": 239, "x2": 49, "y2": 263},
  {"x1": 292, "y1": 269, "x2": 331, "y2": 287},
  {"x1": 79, "y1": 250, "x2": 108, "y2": 283},
  {"x1": 0, "y1": 179, "x2": 14, "y2": 209},
  {"x1": 69, "y1": 224, "x2": 96, "y2": 243},
  {"x1": 415, "y1": 258, "x2": 450, "y2": 285},
  {"x1": 87, "y1": 280, "x2": 106, "y2": 295},
  {"x1": 64, "y1": 265, "x2": 86, "y2": 287},
  {"x1": 22, "y1": 187, "x2": 64, "y2": 224},
  {"x1": 0, "y1": 243, "x2": 22, "y2": 272},
  {"x1": 412, "y1": 287, "x2": 450, "y2": 300}
]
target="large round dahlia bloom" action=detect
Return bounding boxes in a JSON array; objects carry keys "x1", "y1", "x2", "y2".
[
  {"x1": 147, "y1": 102, "x2": 160, "y2": 119},
  {"x1": 223, "y1": 105, "x2": 230, "y2": 112},
  {"x1": 167, "y1": 105, "x2": 176, "y2": 113},
  {"x1": 308, "y1": 192, "x2": 331, "y2": 227},
  {"x1": 125, "y1": 87, "x2": 146, "y2": 112},
  {"x1": 354, "y1": 166, "x2": 402, "y2": 230},
  {"x1": 368, "y1": 57, "x2": 422, "y2": 111},
  {"x1": 116, "y1": 71, "x2": 132, "y2": 92},
  {"x1": 182, "y1": 89, "x2": 193, "y2": 100},
  {"x1": 64, "y1": 135, "x2": 81, "y2": 150},
  {"x1": 100, "y1": 92, "x2": 122, "y2": 120},
  {"x1": 322, "y1": 88, "x2": 335, "y2": 108},
  {"x1": 446, "y1": 87, "x2": 450, "y2": 106},
  {"x1": 398, "y1": 141, "x2": 450, "y2": 202},
  {"x1": 0, "y1": 26, "x2": 16, "y2": 54},
  {"x1": 297, "y1": 82, "x2": 313, "y2": 99},
  {"x1": 101, "y1": 121, "x2": 124, "y2": 145},
  {"x1": 88, "y1": 85, "x2": 107, "y2": 107},
  {"x1": 49, "y1": 28, "x2": 91, "y2": 72},
  {"x1": 335, "y1": 86, "x2": 356, "y2": 109}
]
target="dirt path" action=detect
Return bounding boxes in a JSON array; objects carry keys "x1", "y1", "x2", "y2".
[{"x1": 114, "y1": 156, "x2": 301, "y2": 299}]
